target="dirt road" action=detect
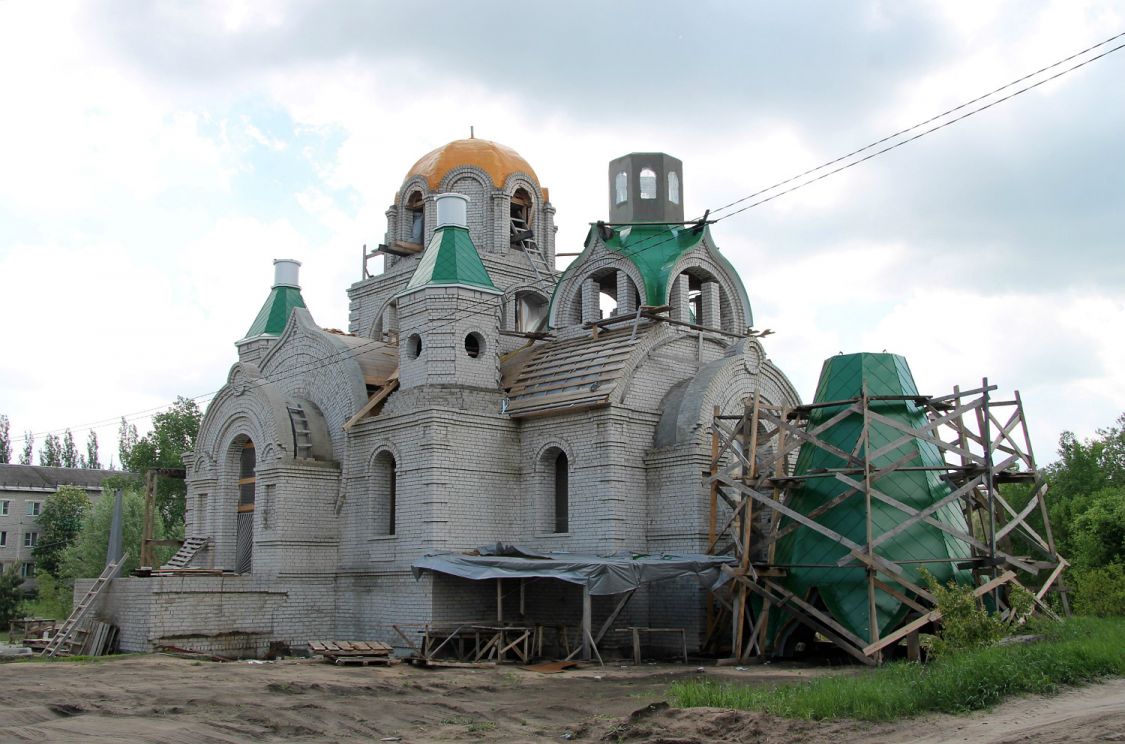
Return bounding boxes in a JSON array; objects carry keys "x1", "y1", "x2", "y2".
[{"x1": 0, "y1": 655, "x2": 1120, "y2": 743}]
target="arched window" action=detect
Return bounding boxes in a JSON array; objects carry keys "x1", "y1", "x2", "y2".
[
  {"x1": 614, "y1": 171, "x2": 628, "y2": 205},
  {"x1": 372, "y1": 451, "x2": 397, "y2": 536},
  {"x1": 639, "y1": 168, "x2": 657, "y2": 199},
  {"x1": 510, "y1": 187, "x2": 534, "y2": 249},
  {"x1": 667, "y1": 171, "x2": 680, "y2": 204},
  {"x1": 553, "y1": 451, "x2": 569, "y2": 533},
  {"x1": 406, "y1": 191, "x2": 425, "y2": 244},
  {"x1": 235, "y1": 439, "x2": 255, "y2": 574}
]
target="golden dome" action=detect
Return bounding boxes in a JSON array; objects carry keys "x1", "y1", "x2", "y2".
[{"x1": 404, "y1": 138, "x2": 540, "y2": 191}]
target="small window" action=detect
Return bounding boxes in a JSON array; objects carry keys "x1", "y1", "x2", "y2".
[
  {"x1": 639, "y1": 168, "x2": 657, "y2": 199},
  {"x1": 24, "y1": 531, "x2": 38, "y2": 548},
  {"x1": 464, "y1": 332, "x2": 484, "y2": 358},
  {"x1": 554, "y1": 451, "x2": 569, "y2": 533},
  {"x1": 0, "y1": 499, "x2": 8, "y2": 516},
  {"x1": 21, "y1": 562, "x2": 35, "y2": 578},
  {"x1": 0, "y1": 531, "x2": 6, "y2": 547},
  {"x1": 614, "y1": 171, "x2": 628, "y2": 205},
  {"x1": 26, "y1": 501, "x2": 41, "y2": 517},
  {"x1": 668, "y1": 171, "x2": 680, "y2": 204},
  {"x1": 407, "y1": 333, "x2": 422, "y2": 359},
  {"x1": 238, "y1": 443, "x2": 256, "y2": 509}
]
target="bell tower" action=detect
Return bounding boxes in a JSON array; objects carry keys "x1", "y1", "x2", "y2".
[{"x1": 608, "y1": 152, "x2": 684, "y2": 223}]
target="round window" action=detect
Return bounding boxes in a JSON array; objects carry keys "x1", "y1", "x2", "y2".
[
  {"x1": 464, "y1": 332, "x2": 485, "y2": 359},
  {"x1": 407, "y1": 334, "x2": 422, "y2": 359}
]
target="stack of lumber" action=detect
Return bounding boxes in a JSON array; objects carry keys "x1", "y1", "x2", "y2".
[{"x1": 308, "y1": 640, "x2": 399, "y2": 666}]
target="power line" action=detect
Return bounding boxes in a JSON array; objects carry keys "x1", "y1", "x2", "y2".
[{"x1": 10, "y1": 31, "x2": 1123, "y2": 448}]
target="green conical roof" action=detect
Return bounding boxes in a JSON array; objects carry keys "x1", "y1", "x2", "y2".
[
  {"x1": 243, "y1": 285, "x2": 307, "y2": 339},
  {"x1": 773, "y1": 352, "x2": 972, "y2": 644},
  {"x1": 404, "y1": 225, "x2": 498, "y2": 292}
]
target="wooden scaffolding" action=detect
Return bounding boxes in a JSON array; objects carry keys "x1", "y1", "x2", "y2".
[{"x1": 704, "y1": 381, "x2": 1069, "y2": 665}]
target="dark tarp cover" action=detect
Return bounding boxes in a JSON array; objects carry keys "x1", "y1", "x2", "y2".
[{"x1": 412, "y1": 544, "x2": 735, "y2": 596}]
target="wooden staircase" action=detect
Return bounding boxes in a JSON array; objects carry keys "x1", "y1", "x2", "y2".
[
  {"x1": 287, "y1": 404, "x2": 314, "y2": 459},
  {"x1": 42, "y1": 553, "x2": 128, "y2": 658},
  {"x1": 161, "y1": 536, "x2": 209, "y2": 570}
]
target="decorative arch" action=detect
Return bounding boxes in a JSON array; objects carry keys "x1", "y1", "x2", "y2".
[
  {"x1": 369, "y1": 296, "x2": 399, "y2": 342},
  {"x1": 667, "y1": 252, "x2": 751, "y2": 332},
  {"x1": 549, "y1": 250, "x2": 646, "y2": 328}
]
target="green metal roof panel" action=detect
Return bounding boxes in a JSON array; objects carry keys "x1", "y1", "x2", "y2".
[
  {"x1": 243, "y1": 285, "x2": 307, "y2": 338},
  {"x1": 405, "y1": 226, "x2": 497, "y2": 291},
  {"x1": 602, "y1": 223, "x2": 703, "y2": 306},
  {"x1": 773, "y1": 352, "x2": 972, "y2": 644}
]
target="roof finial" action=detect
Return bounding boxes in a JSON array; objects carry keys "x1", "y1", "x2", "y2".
[{"x1": 470, "y1": 125, "x2": 474, "y2": 139}]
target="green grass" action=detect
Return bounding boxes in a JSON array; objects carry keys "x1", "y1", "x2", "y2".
[{"x1": 669, "y1": 617, "x2": 1125, "y2": 721}]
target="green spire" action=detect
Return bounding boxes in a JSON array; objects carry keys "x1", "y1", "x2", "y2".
[
  {"x1": 240, "y1": 270, "x2": 306, "y2": 339},
  {"x1": 404, "y1": 225, "x2": 498, "y2": 292}
]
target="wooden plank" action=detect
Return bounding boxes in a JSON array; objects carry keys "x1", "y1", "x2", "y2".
[{"x1": 343, "y1": 371, "x2": 399, "y2": 430}]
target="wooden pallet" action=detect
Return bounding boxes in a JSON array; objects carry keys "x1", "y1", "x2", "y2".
[{"x1": 309, "y1": 640, "x2": 395, "y2": 665}]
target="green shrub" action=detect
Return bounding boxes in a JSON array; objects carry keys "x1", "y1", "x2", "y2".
[
  {"x1": 19, "y1": 573, "x2": 73, "y2": 621},
  {"x1": 1071, "y1": 563, "x2": 1125, "y2": 616},
  {"x1": 922, "y1": 570, "x2": 1004, "y2": 658}
]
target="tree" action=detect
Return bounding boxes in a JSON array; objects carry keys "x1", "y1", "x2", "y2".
[
  {"x1": 33, "y1": 486, "x2": 92, "y2": 577},
  {"x1": 39, "y1": 433, "x2": 62, "y2": 467},
  {"x1": 118, "y1": 397, "x2": 201, "y2": 530},
  {"x1": 0, "y1": 414, "x2": 10, "y2": 463},
  {"x1": 0, "y1": 565, "x2": 24, "y2": 631},
  {"x1": 19, "y1": 430, "x2": 33, "y2": 465},
  {"x1": 60, "y1": 487, "x2": 171, "y2": 579},
  {"x1": 118, "y1": 416, "x2": 139, "y2": 472},
  {"x1": 61, "y1": 428, "x2": 80, "y2": 469},
  {"x1": 85, "y1": 430, "x2": 101, "y2": 469}
]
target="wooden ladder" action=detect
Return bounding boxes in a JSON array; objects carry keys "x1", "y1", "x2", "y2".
[
  {"x1": 287, "y1": 404, "x2": 314, "y2": 459},
  {"x1": 42, "y1": 553, "x2": 128, "y2": 658},
  {"x1": 161, "y1": 536, "x2": 209, "y2": 569},
  {"x1": 510, "y1": 218, "x2": 555, "y2": 284}
]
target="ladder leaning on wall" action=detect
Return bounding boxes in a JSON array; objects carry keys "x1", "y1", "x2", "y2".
[{"x1": 41, "y1": 553, "x2": 128, "y2": 657}]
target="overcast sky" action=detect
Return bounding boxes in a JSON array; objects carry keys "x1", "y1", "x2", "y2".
[{"x1": 1, "y1": 0, "x2": 1122, "y2": 467}]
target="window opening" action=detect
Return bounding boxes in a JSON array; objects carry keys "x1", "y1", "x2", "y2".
[
  {"x1": 406, "y1": 191, "x2": 425, "y2": 244},
  {"x1": 235, "y1": 440, "x2": 255, "y2": 574},
  {"x1": 668, "y1": 171, "x2": 680, "y2": 204},
  {"x1": 0, "y1": 499, "x2": 8, "y2": 516},
  {"x1": 554, "y1": 451, "x2": 569, "y2": 533},
  {"x1": 389, "y1": 459, "x2": 397, "y2": 536},
  {"x1": 26, "y1": 501, "x2": 41, "y2": 516},
  {"x1": 407, "y1": 334, "x2": 422, "y2": 359},
  {"x1": 24, "y1": 531, "x2": 38, "y2": 548},
  {"x1": 510, "y1": 188, "x2": 534, "y2": 248},
  {"x1": 464, "y1": 332, "x2": 484, "y2": 358},
  {"x1": 21, "y1": 562, "x2": 34, "y2": 578},
  {"x1": 515, "y1": 291, "x2": 548, "y2": 333},
  {"x1": 614, "y1": 171, "x2": 628, "y2": 204},
  {"x1": 373, "y1": 452, "x2": 397, "y2": 536},
  {"x1": 0, "y1": 531, "x2": 6, "y2": 547},
  {"x1": 639, "y1": 168, "x2": 657, "y2": 199}
]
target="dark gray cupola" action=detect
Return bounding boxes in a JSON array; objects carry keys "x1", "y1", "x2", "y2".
[{"x1": 607, "y1": 152, "x2": 684, "y2": 223}]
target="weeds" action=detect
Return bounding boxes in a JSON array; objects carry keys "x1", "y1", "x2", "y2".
[{"x1": 669, "y1": 617, "x2": 1125, "y2": 721}]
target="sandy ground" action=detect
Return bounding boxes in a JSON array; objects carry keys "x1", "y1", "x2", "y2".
[{"x1": 0, "y1": 654, "x2": 1121, "y2": 743}]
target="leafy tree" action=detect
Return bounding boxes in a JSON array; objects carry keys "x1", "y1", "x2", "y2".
[
  {"x1": 1070, "y1": 488, "x2": 1125, "y2": 569},
  {"x1": 85, "y1": 430, "x2": 101, "y2": 469},
  {"x1": 118, "y1": 397, "x2": 201, "y2": 530},
  {"x1": 61, "y1": 428, "x2": 80, "y2": 469},
  {"x1": 0, "y1": 565, "x2": 24, "y2": 631},
  {"x1": 33, "y1": 486, "x2": 92, "y2": 577},
  {"x1": 19, "y1": 430, "x2": 33, "y2": 465},
  {"x1": 118, "y1": 416, "x2": 139, "y2": 471},
  {"x1": 39, "y1": 433, "x2": 62, "y2": 467},
  {"x1": 0, "y1": 414, "x2": 10, "y2": 463},
  {"x1": 60, "y1": 488, "x2": 171, "y2": 579}
]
